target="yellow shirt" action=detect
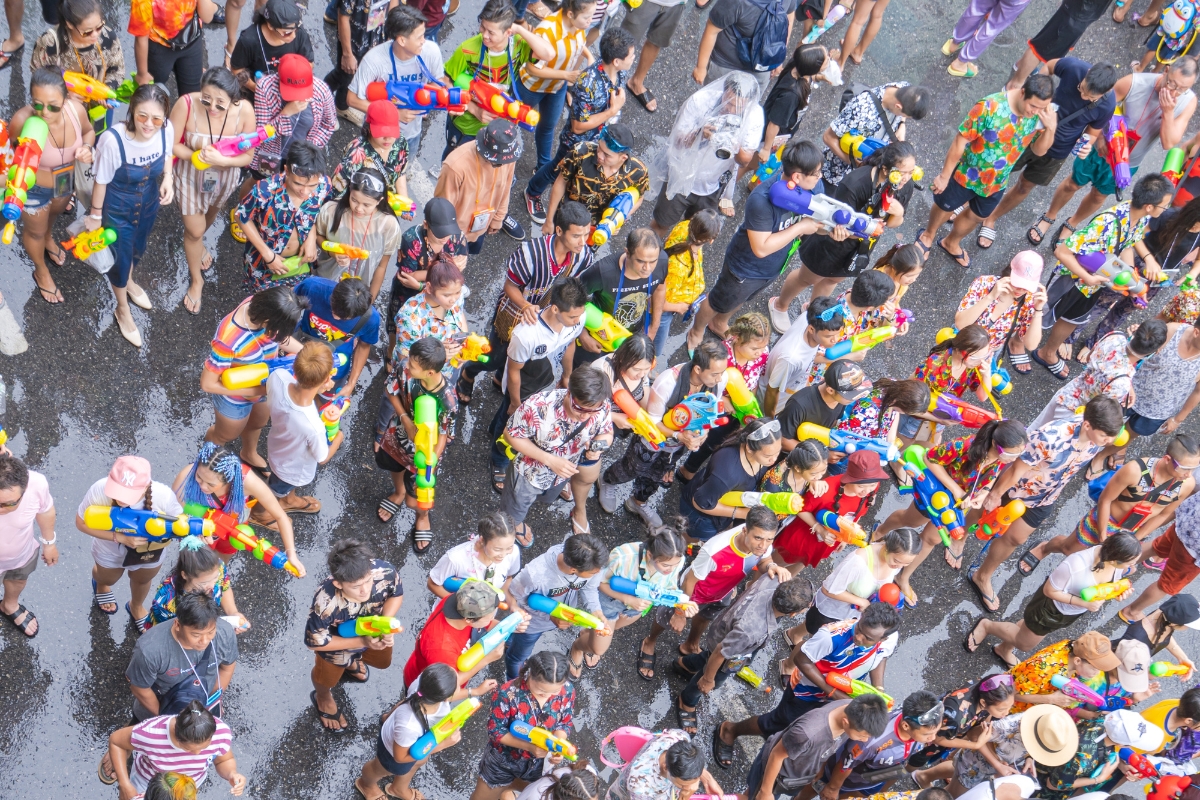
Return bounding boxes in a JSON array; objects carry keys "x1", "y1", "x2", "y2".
[
  {"x1": 519, "y1": 11, "x2": 587, "y2": 94},
  {"x1": 663, "y1": 220, "x2": 706, "y2": 306}
]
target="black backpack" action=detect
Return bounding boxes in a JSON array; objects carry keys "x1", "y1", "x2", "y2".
[{"x1": 736, "y1": 0, "x2": 789, "y2": 72}]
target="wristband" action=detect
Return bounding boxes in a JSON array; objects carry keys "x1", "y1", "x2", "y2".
[{"x1": 39, "y1": 535, "x2": 56, "y2": 546}]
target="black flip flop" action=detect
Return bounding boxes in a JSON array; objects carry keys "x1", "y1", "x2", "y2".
[
  {"x1": 0, "y1": 44, "x2": 24, "y2": 70},
  {"x1": 342, "y1": 659, "x2": 370, "y2": 683},
  {"x1": 1016, "y1": 548, "x2": 1041, "y2": 576},
  {"x1": 636, "y1": 647, "x2": 656, "y2": 681},
  {"x1": 310, "y1": 690, "x2": 347, "y2": 733},
  {"x1": 937, "y1": 237, "x2": 971, "y2": 269},
  {"x1": 630, "y1": 87, "x2": 657, "y2": 113},
  {"x1": 712, "y1": 725, "x2": 735, "y2": 769},
  {"x1": 962, "y1": 619, "x2": 984, "y2": 654},
  {"x1": 991, "y1": 644, "x2": 1020, "y2": 669},
  {"x1": 965, "y1": 570, "x2": 1000, "y2": 614}
]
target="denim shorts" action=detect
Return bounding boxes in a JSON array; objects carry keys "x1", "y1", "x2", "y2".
[
  {"x1": 600, "y1": 592, "x2": 642, "y2": 621},
  {"x1": 478, "y1": 745, "x2": 544, "y2": 788},
  {"x1": 23, "y1": 184, "x2": 55, "y2": 213},
  {"x1": 267, "y1": 472, "x2": 297, "y2": 497},
  {"x1": 376, "y1": 733, "x2": 418, "y2": 776},
  {"x1": 1126, "y1": 409, "x2": 1167, "y2": 437},
  {"x1": 211, "y1": 393, "x2": 254, "y2": 421},
  {"x1": 897, "y1": 413, "x2": 922, "y2": 439}
]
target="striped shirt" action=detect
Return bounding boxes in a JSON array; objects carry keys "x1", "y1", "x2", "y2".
[
  {"x1": 505, "y1": 234, "x2": 594, "y2": 306},
  {"x1": 130, "y1": 715, "x2": 232, "y2": 790},
  {"x1": 205, "y1": 299, "x2": 279, "y2": 407},
  {"x1": 519, "y1": 11, "x2": 588, "y2": 94}
]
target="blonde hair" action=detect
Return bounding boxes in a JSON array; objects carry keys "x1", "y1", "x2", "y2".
[{"x1": 293, "y1": 340, "x2": 334, "y2": 389}]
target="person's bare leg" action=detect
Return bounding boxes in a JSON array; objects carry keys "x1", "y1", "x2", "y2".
[
  {"x1": 681, "y1": 616, "x2": 710, "y2": 655},
  {"x1": 914, "y1": 761, "x2": 956, "y2": 789},
  {"x1": 182, "y1": 213, "x2": 211, "y2": 313},
  {"x1": 982, "y1": 175, "x2": 1035, "y2": 229},
  {"x1": 626, "y1": 42, "x2": 663, "y2": 113},
  {"x1": 386, "y1": 763, "x2": 425, "y2": 800},
  {"x1": 1036, "y1": 319, "x2": 1079, "y2": 369},
  {"x1": 850, "y1": 0, "x2": 890, "y2": 62},
  {"x1": 2, "y1": 0, "x2": 23, "y2": 54},
  {"x1": 1030, "y1": 531, "x2": 1086, "y2": 560},
  {"x1": 719, "y1": 714, "x2": 764, "y2": 745},
  {"x1": 1121, "y1": 581, "x2": 1169, "y2": 621},
  {"x1": 238, "y1": 401, "x2": 273, "y2": 469},
  {"x1": 837, "y1": 0, "x2": 872, "y2": 67},
  {"x1": 126, "y1": 564, "x2": 162, "y2": 621},
  {"x1": 873, "y1": 502, "x2": 927, "y2": 540},
  {"x1": 355, "y1": 758, "x2": 391, "y2": 800},
  {"x1": 21, "y1": 209, "x2": 61, "y2": 303},
  {"x1": 972, "y1": 520, "x2": 1034, "y2": 607},
  {"x1": 1046, "y1": 175, "x2": 1083, "y2": 222},
  {"x1": 894, "y1": 523, "x2": 944, "y2": 599},
  {"x1": 1006, "y1": 48, "x2": 1041, "y2": 91},
  {"x1": 570, "y1": 463, "x2": 599, "y2": 534},
  {"x1": 774, "y1": 266, "x2": 820, "y2": 311},
  {"x1": 224, "y1": 0, "x2": 247, "y2": 63},
  {"x1": 966, "y1": 617, "x2": 1030, "y2": 665},
  {"x1": 941, "y1": 208, "x2": 981, "y2": 253},
  {"x1": 1, "y1": 575, "x2": 36, "y2": 634},
  {"x1": 810, "y1": 277, "x2": 842, "y2": 300},
  {"x1": 918, "y1": 205, "x2": 954, "y2": 250},
  {"x1": 1066, "y1": 187, "x2": 1110, "y2": 230},
  {"x1": 685, "y1": 298, "x2": 716, "y2": 351}
]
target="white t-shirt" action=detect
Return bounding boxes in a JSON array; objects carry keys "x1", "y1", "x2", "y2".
[
  {"x1": 693, "y1": 105, "x2": 765, "y2": 196},
  {"x1": 381, "y1": 698, "x2": 452, "y2": 750},
  {"x1": 347, "y1": 40, "x2": 446, "y2": 141},
  {"x1": 77, "y1": 477, "x2": 185, "y2": 568},
  {"x1": 1049, "y1": 546, "x2": 1119, "y2": 615},
  {"x1": 957, "y1": 775, "x2": 1039, "y2": 800},
  {"x1": 265, "y1": 368, "x2": 331, "y2": 486},
  {"x1": 502, "y1": 317, "x2": 584, "y2": 393},
  {"x1": 815, "y1": 546, "x2": 899, "y2": 620},
  {"x1": 429, "y1": 538, "x2": 522, "y2": 592},
  {"x1": 94, "y1": 124, "x2": 175, "y2": 185},
  {"x1": 759, "y1": 310, "x2": 821, "y2": 416},
  {"x1": 0, "y1": 470, "x2": 52, "y2": 571}
]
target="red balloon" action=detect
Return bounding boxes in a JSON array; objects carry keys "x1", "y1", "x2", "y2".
[{"x1": 877, "y1": 583, "x2": 901, "y2": 607}]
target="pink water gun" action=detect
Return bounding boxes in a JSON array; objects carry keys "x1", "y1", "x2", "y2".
[
  {"x1": 1050, "y1": 674, "x2": 1105, "y2": 706},
  {"x1": 192, "y1": 125, "x2": 277, "y2": 170}
]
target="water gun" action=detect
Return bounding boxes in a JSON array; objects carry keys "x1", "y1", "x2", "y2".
[
  {"x1": 1079, "y1": 578, "x2": 1132, "y2": 602},
  {"x1": 182, "y1": 502, "x2": 302, "y2": 576},
  {"x1": 269, "y1": 254, "x2": 311, "y2": 281},
  {"x1": 114, "y1": 73, "x2": 142, "y2": 104},
  {"x1": 320, "y1": 397, "x2": 349, "y2": 443},
  {"x1": 84, "y1": 505, "x2": 214, "y2": 542},
  {"x1": 797, "y1": 422, "x2": 898, "y2": 463},
  {"x1": 64, "y1": 70, "x2": 120, "y2": 107},
  {"x1": 838, "y1": 130, "x2": 887, "y2": 163},
  {"x1": 662, "y1": 393, "x2": 728, "y2": 433},
  {"x1": 613, "y1": 387, "x2": 666, "y2": 450},
  {"x1": 803, "y1": 3, "x2": 849, "y2": 43},
  {"x1": 826, "y1": 672, "x2": 894, "y2": 708},
  {"x1": 409, "y1": 697, "x2": 482, "y2": 760},
  {"x1": 365, "y1": 80, "x2": 468, "y2": 113},
  {"x1": 824, "y1": 326, "x2": 897, "y2": 360},
  {"x1": 1050, "y1": 673, "x2": 1107, "y2": 707},
  {"x1": 458, "y1": 611, "x2": 522, "y2": 671},
  {"x1": 1150, "y1": 661, "x2": 1190, "y2": 677},
  {"x1": 720, "y1": 491, "x2": 803, "y2": 515},
  {"x1": 927, "y1": 392, "x2": 999, "y2": 429},
  {"x1": 590, "y1": 188, "x2": 639, "y2": 247},
  {"x1": 769, "y1": 179, "x2": 884, "y2": 240},
  {"x1": 609, "y1": 575, "x2": 691, "y2": 611},
  {"x1": 1164, "y1": 147, "x2": 1188, "y2": 185},
  {"x1": 723, "y1": 368, "x2": 763, "y2": 422},
  {"x1": 321, "y1": 240, "x2": 370, "y2": 260},
  {"x1": 968, "y1": 499, "x2": 1026, "y2": 540},
  {"x1": 220, "y1": 355, "x2": 297, "y2": 389},
  {"x1": 61, "y1": 227, "x2": 117, "y2": 260},
  {"x1": 510, "y1": 720, "x2": 577, "y2": 761},
  {"x1": 449, "y1": 333, "x2": 491, "y2": 369},
  {"x1": 1120, "y1": 747, "x2": 1160, "y2": 780},
  {"x1": 749, "y1": 145, "x2": 783, "y2": 188},
  {"x1": 736, "y1": 666, "x2": 770, "y2": 692},
  {"x1": 191, "y1": 125, "x2": 276, "y2": 170},
  {"x1": 582, "y1": 303, "x2": 632, "y2": 352},
  {"x1": 899, "y1": 445, "x2": 966, "y2": 545},
  {"x1": 388, "y1": 192, "x2": 416, "y2": 218},
  {"x1": 526, "y1": 593, "x2": 610, "y2": 634},
  {"x1": 1151, "y1": 777, "x2": 1193, "y2": 800},
  {"x1": 335, "y1": 615, "x2": 403, "y2": 637},
  {"x1": 413, "y1": 394, "x2": 438, "y2": 510},
  {"x1": 991, "y1": 362, "x2": 1013, "y2": 395},
  {"x1": 1076, "y1": 251, "x2": 1159, "y2": 308},
  {"x1": 1, "y1": 116, "x2": 48, "y2": 244},
  {"x1": 1104, "y1": 114, "x2": 1132, "y2": 193},
  {"x1": 468, "y1": 79, "x2": 539, "y2": 131},
  {"x1": 814, "y1": 509, "x2": 868, "y2": 547}
]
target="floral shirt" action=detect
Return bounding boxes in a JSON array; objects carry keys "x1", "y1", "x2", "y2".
[
  {"x1": 928, "y1": 435, "x2": 1003, "y2": 494},
  {"x1": 237, "y1": 173, "x2": 331, "y2": 291},
  {"x1": 915, "y1": 349, "x2": 982, "y2": 397},
  {"x1": 725, "y1": 340, "x2": 769, "y2": 393},
  {"x1": 955, "y1": 91, "x2": 1042, "y2": 197},
  {"x1": 487, "y1": 676, "x2": 576, "y2": 762},
  {"x1": 1040, "y1": 718, "x2": 1110, "y2": 800},
  {"x1": 1010, "y1": 639, "x2": 1073, "y2": 712},
  {"x1": 836, "y1": 389, "x2": 897, "y2": 440},
  {"x1": 330, "y1": 135, "x2": 410, "y2": 198},
  {"x1": 304, "y1": 559, "x2": 402, "y2": 666},
  {"x1": 1172, "y1": 492, "x2": 1200, "y2": 564},
  {"x1": 958, "y1": 276, "x2": 1039, "y2": 354},
  {"x1": 506, "y1": 389, "x2": 614, "y2": 491},
  {"x1": 609, "y1": 728, "x2": 692, "y2": 800},
  {"x1": 562, "y1": 60, "x2": 628, "y2": 150},
  {"x1": 391, "y1": 292, "x2": 468, "y2": 380},
  {"x1": 1009, "y1": 417, "x2": 1100, "y2": 507},
  {"x1": 396, "y1": 224, "x2": 468, "y2": 283},
  {"x1": 338, "y1": 0, "x2": 391, "y2": 57},
  {"x1": 954, "y1": 712, "x2": 1029, "y2": 788},
  {"x1": 32, "y1": 27, "x2": 125, "y2": 90},
  {"x1": 822, "y1": 82, "x2": 908, "y2": 185},
  {"x1": 1051, "y1": 332, "x2": 1134, "y2": 410},
  {"x1": 559, "y1": 141, "x2": 651, "y2": 222},
  {"x1": 147, "y1": 566, "x2": 231, "y2": 628},
  {"x1": 1060, "y1": 203, "x2": 1151, "y2": 297},
  {"x1": 664, "y1": 220, "x2": 706, "y2": 306}
]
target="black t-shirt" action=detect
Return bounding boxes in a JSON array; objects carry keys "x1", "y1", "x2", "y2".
[
  {"x1": 1063, "y1": 0, "x2": 1113, "y2": 23},
  {"x1": 796, "y1": 166, "x2": 914, "y2": 277},
  {"x1": 709, "y1": 0, "x2": 800, "y2": 71},
  {"x1": 1047, "y1": 57, "x2": 1116, "y2": 159},
  {"x1": 763, "y1": 72, "x2": 809, "y2": 135},
  {"x1": 230, "y1": 24, "x2": 316, "y2": 81},
  {"x1": 724, "y1": 177, "x2": 802, "y2": 281},
  {"x1": 1145, "y1": 208, "x2": 1200, "y2": 271},
  {"x1": 779, "y1": 385, "x2": 844, "y2": 440},
  {"x1": 578, "y1": 252, "x2": 668, "y2": 334},
  {"x1": 683, "y1": 445, "x2": 767, "y2": 513}
]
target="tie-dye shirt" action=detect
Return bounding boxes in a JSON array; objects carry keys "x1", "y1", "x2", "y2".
[{"x1": 129, "y1": 0, "x2": 198, "y2": 48}]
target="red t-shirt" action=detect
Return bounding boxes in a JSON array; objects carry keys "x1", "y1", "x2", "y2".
[
  {"x1": 773, "y1": 475, "x2": 873, "y2": 567},
  {"x1": 403, "y1": 597, "x2": 472, "y2": 687}
]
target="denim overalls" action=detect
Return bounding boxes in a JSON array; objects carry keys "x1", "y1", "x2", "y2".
[{"x1": 102, "y1": 127, "x2": 166, "y2": 288}]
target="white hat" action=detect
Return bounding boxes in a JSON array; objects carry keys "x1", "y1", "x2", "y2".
[
  {"x1": 1116, "y1": 639, "x2": 1152, "y2": 693},
  {"x1": 1104, "y1": 709, "x2": 1164, "y2": 752}
]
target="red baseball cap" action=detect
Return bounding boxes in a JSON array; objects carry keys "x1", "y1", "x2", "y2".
[
  {"x1": 278, "y1": 53, "x2": 313, "y2": 102},
  {"x1": 366, "y1": 100, "x2": 400, "y2": 138}
]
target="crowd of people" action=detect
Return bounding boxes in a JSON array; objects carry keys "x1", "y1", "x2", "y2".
[{"x1": 6, "y1": 0, "x2": 1200, "y2": 798}]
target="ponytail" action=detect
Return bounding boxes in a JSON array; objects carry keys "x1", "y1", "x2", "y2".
[{"x1": 407, "y1": 663, "x2": 457, "y2": 733}]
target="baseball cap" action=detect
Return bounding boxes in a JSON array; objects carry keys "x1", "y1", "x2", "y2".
[
  {"x1": 1162, "y1": 594, "x2": 1200, "y2": 629},
  {"x1": 601, "y1": 122, "x2": 634, "y2": 153},
  {"x1": 1116, "y1": 639, "x2": 1152, "y2": 693},
  {"x1": 1073, "y1": 630, "x2": 1121, "y2": 671},
  {"x1": 366, "y1": 100, "x2": 400, "y2": 139},
  {"x1": 1020, "y1": 705, "x2": 1079, "y2": 766},
  {"x1": 825, "y1": 360, "x2": 870, "y2": 402},
  {"x1": 263, "y1": 0, "x2": 303, "y2": 28},
  {"x1": 277, "y1": 53, "x2": 313, "y2": 102},
  {"x1": 476, "y1": 119, "x2": 523, "y2": 166},
  {"x1": 105, "y1": 455, "x2": 152, "y2": 506},
  {"x1": 424, "y1": 197, "x2": 461, "y2": 239},
  {"x1": 1104, "y1": 708, "x2": 1165, "y2": 751},
  {"x1": 1009, "y1": 250, "x2": 1043, "y2": 292},
  {"x1": 451, "y1": 579, "x2": 500, "y2": 620},
  {"x1": 845, "y1": 450, "x2": 888, "y2": 484}
]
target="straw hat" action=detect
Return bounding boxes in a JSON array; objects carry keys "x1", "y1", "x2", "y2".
[{"x1": 1020, "y1": 705, "x2": 1079, "y2": 766}]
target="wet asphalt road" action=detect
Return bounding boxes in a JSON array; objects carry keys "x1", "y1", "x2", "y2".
[{"x1": 2, "y1": 0, "x2": 1200, "y2": 797}]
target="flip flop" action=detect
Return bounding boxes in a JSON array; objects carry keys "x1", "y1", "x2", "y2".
[
  {"x1": 0, "y1": 43, "x2": 24, "y2": 70},
  {"x1": 98, "y1": 754, "x2": 117, "y2": 785},
  {"x1": 1029, "y1": 348, "x2": 1070, "y2": 380},
  {"x1": 286, "y1": 495, "x2": 321, "y2": 514},
  {"x1": 310, "y1": 690, "x2": 347, "y2": 733},
  {"x1": 966, "y1": 569, "x2": 1000, "y2": 613},
  {"x1": 343, "y1": 659, "x2": 370, "y2": 683},
  {"x1": 92, "y1": 578, "x2": 118, "y2": 614},
  {"x1": 629, "y1": 87, "x2": 657, "y2": 113},
  {"x1": 514, "y1": 523, "x2": 534, "y2": 549},
  {"x1": 914, "y1": 237, "x2": 932, "y2": 260},
  {"x1": 962, "y1": 618, "x2": 985, "y2": 653},
  {"x1": 1016, "y1": 548, "x2": 1041, "y2": 576},
  {"x1": 937, "y1": 237, "x2": 971, "y2": 269},
  {"x1": 33, "y1": 274, "x2": 63, "y2": 304},
  {"x1": 991, "y1": 644, "x2": 1020, "y2": 668},
  {"x1": 947, "y1": 61, "x2": 979, "y2": 78}
]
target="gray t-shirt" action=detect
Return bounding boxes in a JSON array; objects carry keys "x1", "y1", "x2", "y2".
[
  {"x1": 769, "y1": 700, "x2": 849, "y2": 785},
  {"x1": 708, "y1": 0, "x2": 799, "y2": 72},
  {"x1": 125, "y1": 618, "x2": 239, "y2": 720},
  {"x1": 704, "y1": 575, "x2": 778, "y2": 660},
  {"x1": 509, "y1": 543, "x2": 604, "y2": 635}
]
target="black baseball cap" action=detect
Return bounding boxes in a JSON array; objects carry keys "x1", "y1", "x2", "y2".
[
  {"x1": 264, "y1": 0, "x2": 303, "y2": 28},
  {"x1": 1162, "y1": 594, "x2": 1200, "y2": 629},
  {"x1": 424, "y1": 197, "x2": 461, "y2": 239},
  {"x1": 825, "y1": 360, "x2": 870, "y2": 402}
]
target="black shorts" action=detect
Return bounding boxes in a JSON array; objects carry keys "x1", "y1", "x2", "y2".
[
  {"x1": 1002, "y1": 490, "x2": 1053, "y2": 530},
  {"x1": 1028, "y1": 6, "x2": 1094, "y2": 62},
  {"x1": 756, "y1": 689, "x2": 826, "y2": 737},
  {"x1": 1126, "y1": 409, "x2": 1167, "y2": 437},
  {"x1": 1044, "y1": 272, "x2": 1101, "y2": 327},
  {"x1": 708, "y1": 268, "x2": 774, "y2": 315},
  {"x1": 1023, "y1": 585, "x2": 1077, "y2": 636},
  {"x1": 1012, "y1": 148, "x2": 1068, "y2": 187},
  {"x1": 652, "y1": 184, "x2": 721, "y2": 230},
  {"x1": 804, "y1": 604, "x2": 840, "y2": 635},
  {"x1": 933, "y1": 177, "x2": 1005, "y2": 219},
  {"x1": 374, "y1": 445, "x2": 417, "y2": 494}
]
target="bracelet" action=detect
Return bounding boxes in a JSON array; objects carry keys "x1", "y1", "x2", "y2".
[
  {"x1": 39, "y1": 535, "x2": 56, "y2": 546},
  {"x1": 87, "y1": 213, "x2": 102, "y2": 220}
]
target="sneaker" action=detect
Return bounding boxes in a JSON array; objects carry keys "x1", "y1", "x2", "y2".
[
  {"x1": 597, "y1": 470, "x2": 618, "y2": 514},
  {"x1": 502, "y1": 214, "x2": 526, "y2": 241},
  {"x1": 229, "y1": 207, "x2": 246, "y2": 243},
  {"x1": 625, "y1": 497, "x2": 662, "y2": 528},
  {"x1": 525, "y1": 191, "x2": 547, "y2": 225},
  {"x1": 768, "y1": 296, "x2": 792, "y2": 333},
  {"x1": 338, "y1": 106, "x2": 366, "y2": 126}
]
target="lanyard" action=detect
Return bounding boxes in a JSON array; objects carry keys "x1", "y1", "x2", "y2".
[
  {"x1": 614, "y1": 255, "x2": 653, "y2": 335},
  {"x1": 178, "y1": 637, "x2": 224, "y2": 708},
  {"x1": 473, "y1": 40, "x2": 520, "y2": 100},
  {"x1": 390, "y1": 47, "x2": 441, "y2": 85}
]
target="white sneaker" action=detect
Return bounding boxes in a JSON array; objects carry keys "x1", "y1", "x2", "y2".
[
  {"x1": 338, "y1": 106, "x2": 366, "y2": 126},
  {"x1": 768, "y1": 296, "x2": 792, "y2": 333}
]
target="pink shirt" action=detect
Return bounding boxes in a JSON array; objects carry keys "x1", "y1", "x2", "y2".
[
  {"x1": 0, "y1": 470, "x2": 52, "y2": 571},
  {"x1": 130, "y1": 715, "x2": 232, "y2": 789}
]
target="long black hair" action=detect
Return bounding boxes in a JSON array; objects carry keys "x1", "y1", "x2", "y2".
[
  {"x1": 331, "y1": 166, "x2": 392, "y2": 231},
  {"x1": 929, "y1": 324, "x2": 990, "y2": 357},
  {"x1": 963, "y1": 420, "x2": 1028, "y2": 479},
  {"x1": 1153, "y1": 196, "x2": 1200, "y2": 266},
  {"x1": 871, "y1": 377, "x2": 930, "y2": 417},
  {"x1": 406, "y1": 663, "x2": 457, "y2": 733},
  {"x1": 664, "y1": 209, "x2": 721, "y2": 263},
  {"x1": 55, "y1": 0, "x2": 105, "y2": 62},
  {"x1": 777, "y1": 43, "x2": 826, "y2": 113}
]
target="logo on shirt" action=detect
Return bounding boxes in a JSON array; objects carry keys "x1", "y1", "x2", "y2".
[
  {"x1": 307, "y1": 313, "x2": 347, "y2": 342},
  {"x1": 534, "y1": 344, "x2": 547, "y2": 356}
]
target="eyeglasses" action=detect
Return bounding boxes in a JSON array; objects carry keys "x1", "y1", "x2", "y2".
[
  {"x1": 134, "y1": 112, "x2": 165, "y2": 127},
  {"x1": 1165, "y1": 77, "x2": 1184, "y2": 93},
  {"x1": 199, "y1": 96, "x2": 228, "y2": 112},
  {"x1": 568, "y1": 396, "x2": 605, "y2": 417},
  {"x1": 905, "y1": 700, "x2": 945, "y2": 728},
  {"x1": 32, "y1": 102, "x2": 62, "y2": 113},
  {"x1": 979, "y1": 673, "x2": 1015, "y2": 692}
]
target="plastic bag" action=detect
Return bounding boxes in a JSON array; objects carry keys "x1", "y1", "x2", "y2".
[{"x1": 65, "y1": 218, "x2": 113, "y2": 274}]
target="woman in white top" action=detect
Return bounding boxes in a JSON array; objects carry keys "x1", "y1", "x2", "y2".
[
  {"x1": 966, "y1": 533, "x2": 1141, "y2": 667},
  {"x1": 313, "y1": 167, "x2": 402, "y2": 300},
  {"x1": 75, "y1": 455, "x2": 184, "y2": 630},
  {"x1": 509, "y1": 762, "x2": 601, "y2": 800},
  {"x1": 518, "y1": 0, "x2": 596, "y2": 170},
  {"x1": 810, "y1": 527, "x2": 921, "y2": 628},
  {"x1": 169, "y1": 66, "x2": 259, "y2": 315},
  {"x1": 428, "y1": 511, "x2": 522, "y2": 597}
]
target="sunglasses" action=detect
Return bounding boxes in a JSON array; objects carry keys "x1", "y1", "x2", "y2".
[
  {"x1": 979, "y1": 673, "x2": 1014, "y2": 692},
  {"x1": 569, "y1": 396, "x2": 605, "y2": 417},
  {"x1": 32, "y1": 102, "x2": 62, "y2": 113},
  {"x1": 135, "y1": 112, "x2": 165, "y2": 127},
  {"x1": 288, "y1": 164, "x2": 320, "y2": 179},
  {"x1": 0, "y1": 493, "x2": 23, "y2": 509},
  {"x1": 905, "y1": 701, "x2": 945, "y2": 728},
  {"x1": 69, "y1": 23, "x2": 100, "y2": 37},
  {"x1": 350, "y1": 171, "x2": 386, "y2": 193},
  {"x1": 199, "y1": 96, "x2": 229, "y2": 112}
]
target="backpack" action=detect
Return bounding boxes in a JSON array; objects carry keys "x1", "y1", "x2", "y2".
[
  {"x1": 840, "y1": 81, "x2": 872, "y2": 112},
  {"x1": 736, "y1": 0, "x2": 789, "y2": 72},
  {"x1": 1160, "y1": 0, "x2": 1199, "y2": 50}
]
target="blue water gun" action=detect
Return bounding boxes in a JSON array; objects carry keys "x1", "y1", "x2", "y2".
[
  {"x1": 898, "y1": 445, "x2": 965, "y2": 546},
  {"x1": 608, "y1": 575, "x2": 691, "y2": 612}
]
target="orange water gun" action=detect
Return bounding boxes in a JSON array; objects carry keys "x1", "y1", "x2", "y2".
[
  {"x1": 321, "y1": 240, "x2": 370, "y2": 260},
  {"x1": 469, "y1": 79, "x2": 539, "y2": 130},
  {"x1": 613, "y1": 387, "x2": 665, "y2": 450},
  {"x1": 968, "y1": 499, "x2": 1026, "y2": 540},
  {"x1": 181, "y1": 502, "x2": 301, "y2": 577}
]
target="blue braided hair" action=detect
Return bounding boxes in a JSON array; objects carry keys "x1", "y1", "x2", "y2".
[{"x1": 183, "y1": 442, "x2": 248, "y2": 522}]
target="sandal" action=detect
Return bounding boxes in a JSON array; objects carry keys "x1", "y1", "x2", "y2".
[
  {"x1": 914, "y1": 237, "x2": 932, "y2": 260},
  {"x1": 343, "y1": 659, "x2": 369, "y2": 683},
  {"x1": 182, "y1": 290, "x2": 202, "y2": 316},
  {"x1": 33, "y1": 273, "x2": 63, "y2": 304},
  {"x1": 1016, "y1": 548, "x2": 1041, "y2": 576},
  {"x1": 286, "y1": 495, "x2": 321, "y2": 514},
  {"x1": 92, "y1": 579, "x2": 118, "y2": 615},
  {"x1": 963, "y1": 618, "x2": 986, "y2": 653},
  {"x1": 675, "y1": 700, "x2": 699, "y2": 734},
  {"x1": 411, "y1": 526, "x2": 433, "y2": 554},
  {"x1": 629, "y1": 87, "x2": 657, "y2": 113},
  {"x1": 492, "y1": 467, "x2": 505, "y2": 494},
  {"x1": 947, "y1": 61, "x2": 979, "y2": 78},
  {"x1": 991, "y1": 644, "x2": 1020, "y2": 668},
  {"x1": 1, "y1": 603, "x2": 37, "y2": 637},
  {"x1": 672, "y1": 655, "x2": 699, "y2": 677},
  {"x1": 636, "y1": 644, "x2": 657, "y2": 681},
  {"x1": 1028, "y1": 214, "x2": 1055, "y2": 245},
  {"x1": 310, "y1": 690, "x2": 347, "y2": 733},
  {"x1": 377, "y1": 498, "x2": 401, "y2": 523},
  {"x1": 584, "y1": 651, "x2": 601, "y2": 670},
  {"x1": 1030, "y1": 348, "x2": 1070, "y2": 380},
  {"x1": 383, "y1": 786, "x2": 424, "y2": 800},
  {"x1": 977, "y1": 226, "x2": 998, "y2": 249},
  {"x1": 98, "y1": 754, "x2": 117, "y2": 785},
  {"x1": 248, "y1": 463, "x2": 273, "y2": 483},
  {"x1": 354, "y1": 778, "x2": 387, "y2": 800},
  {"x1": 0, "y1": 43, "x2": 24, "y2": 70},
  {"x1": 1117, "y1": 608, "x2": 1138, "y2": 624},
  {"x1": 571, "y1": 516, "x2": 590, "y2": 535},
  {"x1": 712, "y1": 726, "x2": 736, "y2": 769},
  {"x1": 568, "y1": 653, "x2": 584, "y2": 680},
  {"x1": 514, "y1": 522, "x2": 534, "y2": 549},
  {"x1": 45, "y1": 243, "x2": 66, "y2": 266},
  {"x1": 1054, "y1": 221, "x2": 1077, "y2": 247},
  {"x1": 1075, "y1": 345, "x2": 1092, "y2": 364},
  {"x1": 1007, "y1": 340, "x2": 1032, "y2": 374},
  {"x1": 945, "y1": 547, "x2": 964, "y2": 570},
  {"x1": 966, "y1": 568, "x2": 1000, "y2": 613},
  {"x1": 125, "y1": 601, "x2": 149, "y2": 633},
  {"x1": 455, "y1": 375, "x2": 474, "y2": 404},
  {"x1": 937, "y1": 237, "x2": 971, "y2": 269}
]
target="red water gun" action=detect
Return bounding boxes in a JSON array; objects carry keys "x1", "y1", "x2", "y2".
[
  {"x1": 182, "y1": 502, "x2": 301, "y2": 577},
  {"x1": 927, "y1": 392, "x2": 999, "y2": 429},
  {"x1": 1149, "y1": 776, "x2": 1192, "y2": 800},
  {"x1": 1119, "y1": 747, "x2": 1160, "y2": 780},
  {"x1": 469, "y1": 79, "x2": 539, "y2": 131}
]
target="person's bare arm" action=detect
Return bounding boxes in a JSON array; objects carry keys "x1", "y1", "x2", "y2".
[
  {"x1": 506, "y1": 358, "x2": 525, "y2": 415},
  {"x1": 932, "y1": 134, "x2": 969, "y2": 194},
  {"x1": 134, "y1": 37, "x2": 151, "y2": 84},
  {"x1": 747, "y1": 218, "x2": 821, "y2": 258},
  {"x1": 823, "y1": 126, "x2": 851, "y2": 164},
  {"x1": 1163, "y1": 96, "x2": 1198, "y2": 151},
  {"x1": 129, "y1": 685, "x2": 159, "y2": 717},
  {"x1": 693, "y1": 23, "x2": 721, "y2": 84}
]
